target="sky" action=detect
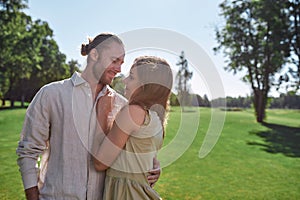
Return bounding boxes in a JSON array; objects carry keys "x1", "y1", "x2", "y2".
[{"x1": 25, "y1": 0, "x2": 257, "y2": 99}]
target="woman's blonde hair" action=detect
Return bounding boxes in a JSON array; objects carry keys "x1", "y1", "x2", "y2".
[{"x1": 129, "y1": 56, "x2": 173, "y2": 136}]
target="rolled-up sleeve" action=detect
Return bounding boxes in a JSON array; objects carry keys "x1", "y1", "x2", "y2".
[{"x1": 16, "y1": 86, "x2": 50, "y2": 189}]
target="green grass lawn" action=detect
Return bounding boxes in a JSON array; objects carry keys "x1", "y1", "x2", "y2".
[
  {"x1": 0, "y1": 107, "x2": 299, "y2": 199},
  {"x1": 0, "y1": 109, "x2": 27, "y2": 200}
]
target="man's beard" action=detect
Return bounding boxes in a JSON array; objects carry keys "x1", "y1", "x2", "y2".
[{"x1": 92, "y1": 61, "x2": 106, "y2": 84}]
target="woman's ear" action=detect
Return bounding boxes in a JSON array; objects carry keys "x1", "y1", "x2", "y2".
[{"x1": 89, "y1": 48, "x2": 99, "y2": 62}]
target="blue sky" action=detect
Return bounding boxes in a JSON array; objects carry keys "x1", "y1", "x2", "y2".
[{"x1": 26, "y1": 0, "x2": 255, "y2": 98}]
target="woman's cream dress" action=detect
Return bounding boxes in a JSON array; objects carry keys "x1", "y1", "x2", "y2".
[{"x1": 103, "y1": 110, "x2": 163, "y2": 200}]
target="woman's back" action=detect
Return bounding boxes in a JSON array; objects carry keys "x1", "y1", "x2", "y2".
[{"x1": 104, "y1": 110, "x2": 163, "y2": 200}]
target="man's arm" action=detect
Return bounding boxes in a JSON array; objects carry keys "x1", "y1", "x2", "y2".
[{"x1": 16, "y1": 87, "x2": 50, "y2": 198}]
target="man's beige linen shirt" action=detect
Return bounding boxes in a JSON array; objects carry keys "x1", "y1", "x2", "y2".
[{"x1": 16, "y1": 72, "x2": 127, "y2": 199}]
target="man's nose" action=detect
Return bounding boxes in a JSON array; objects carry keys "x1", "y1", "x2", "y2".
[
  {"x1": 114, "y1": 63, "x2": 121, "y2": 73},
  {"x1": 115, "y1": 65, "x2": 121, "y2": 73}
]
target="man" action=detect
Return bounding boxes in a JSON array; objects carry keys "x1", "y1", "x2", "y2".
[{"x1": 16, "y1": 33, "x2": 160, "y2": 199}]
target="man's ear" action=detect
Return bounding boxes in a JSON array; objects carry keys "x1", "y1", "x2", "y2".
[{"x1": 89, "y1": 48, "x2": 99, "y2": 62}]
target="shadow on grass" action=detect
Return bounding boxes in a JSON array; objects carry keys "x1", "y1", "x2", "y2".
[
  {"x1": 248, "y1": 122, "x2": 300, "y2": 157},
  {"x1": 0, "y1": 106, "x2": 28, "y2": 110}
]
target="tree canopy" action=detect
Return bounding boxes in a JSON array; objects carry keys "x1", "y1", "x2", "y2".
[
  {"x1": 0, "y1": 0, "x2": 80, "y2": 107},
  {"x1": 214, "y1": 0, "x2": 298, "y2": 122}
]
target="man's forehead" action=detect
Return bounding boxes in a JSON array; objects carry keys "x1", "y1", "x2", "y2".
[
  {"x1": 105, "y1": 43, "x2": 125, "y2": 58},
  {"x1": 112, "y1": 54, "x2": 125, "y2": 60}
]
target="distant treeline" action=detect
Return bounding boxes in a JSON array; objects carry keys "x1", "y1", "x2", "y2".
[{"x1": 171, "y1": 93, "x2": 300, "y2": 109}]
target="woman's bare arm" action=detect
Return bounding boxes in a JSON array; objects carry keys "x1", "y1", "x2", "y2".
[{"x1": 93, "y1": 105, "x2": 145, "y2": 171}]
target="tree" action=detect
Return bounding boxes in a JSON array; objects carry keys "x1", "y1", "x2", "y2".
[
  {"x1": 190, "y1": 94, "x2": 202, "y2": 107},
  {"x1": 287, "y1": 0, "x2": 300, "y2": 91},
  {"x1": 68, "y1": 59, "x2": 81, "y2": 75},
  {"x1": 270, "y1": 92, "x2": 300, "y2": 109},
  {"x1": 0, "y1": 0, "x2": 34, "y2": 107},
  {"x1": 110, "y1": 74, "x2": 125, "y2": 96},
  {"x1": 214, "y1": 0, "x2": 290, "y2": 122},
  {"x1": 0, "y1": 0, "x2": 28, "y2": 105},
  {"x1": 176, "y1": 51, "x2": 193, "y2": 111},
  {"x1": 169, "y1": 92, "x2": 180, "y2": 106},
  {"x1": 0, "y1": 0, "x2": 75, "y2": 106}
]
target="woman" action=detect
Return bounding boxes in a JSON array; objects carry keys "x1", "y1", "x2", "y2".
[{"x1": 93, "y1": 56, "x2": 173, "y2": 199}]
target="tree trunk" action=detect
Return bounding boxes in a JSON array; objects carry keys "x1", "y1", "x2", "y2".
[
  {"x1": 21, "y1": 95, "x2": 25, "y2": 108},
  {"x1": 254, "y1": 90, "x2": 266, "y2": 123},
  {"x1": 10, "y1": 100, "x2": 14, "y2": 108},
  {"x1": 1, "y1": 99, "x2": 5, "y2": 106},
  {"x1": 180, "y1": 93, "x2": 185, "y2": 112}
]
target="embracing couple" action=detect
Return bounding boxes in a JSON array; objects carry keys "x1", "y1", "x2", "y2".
[{"x1": 16, "y1": 33, "x2": 173, "y2": 200}]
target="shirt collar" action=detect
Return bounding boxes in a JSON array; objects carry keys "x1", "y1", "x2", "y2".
[
  {"x1": 98, "y1": 85, "x2": 108, "y2": 96},
  {"x1": 71, "y1": 72, "x2": 114, "y2": 98},
  {"x1": 96, "y1": 85, "x2": 116, "y2": 100},
  {"x1": 71, "y1": 72, "x2": 86, "y2": 86}
]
